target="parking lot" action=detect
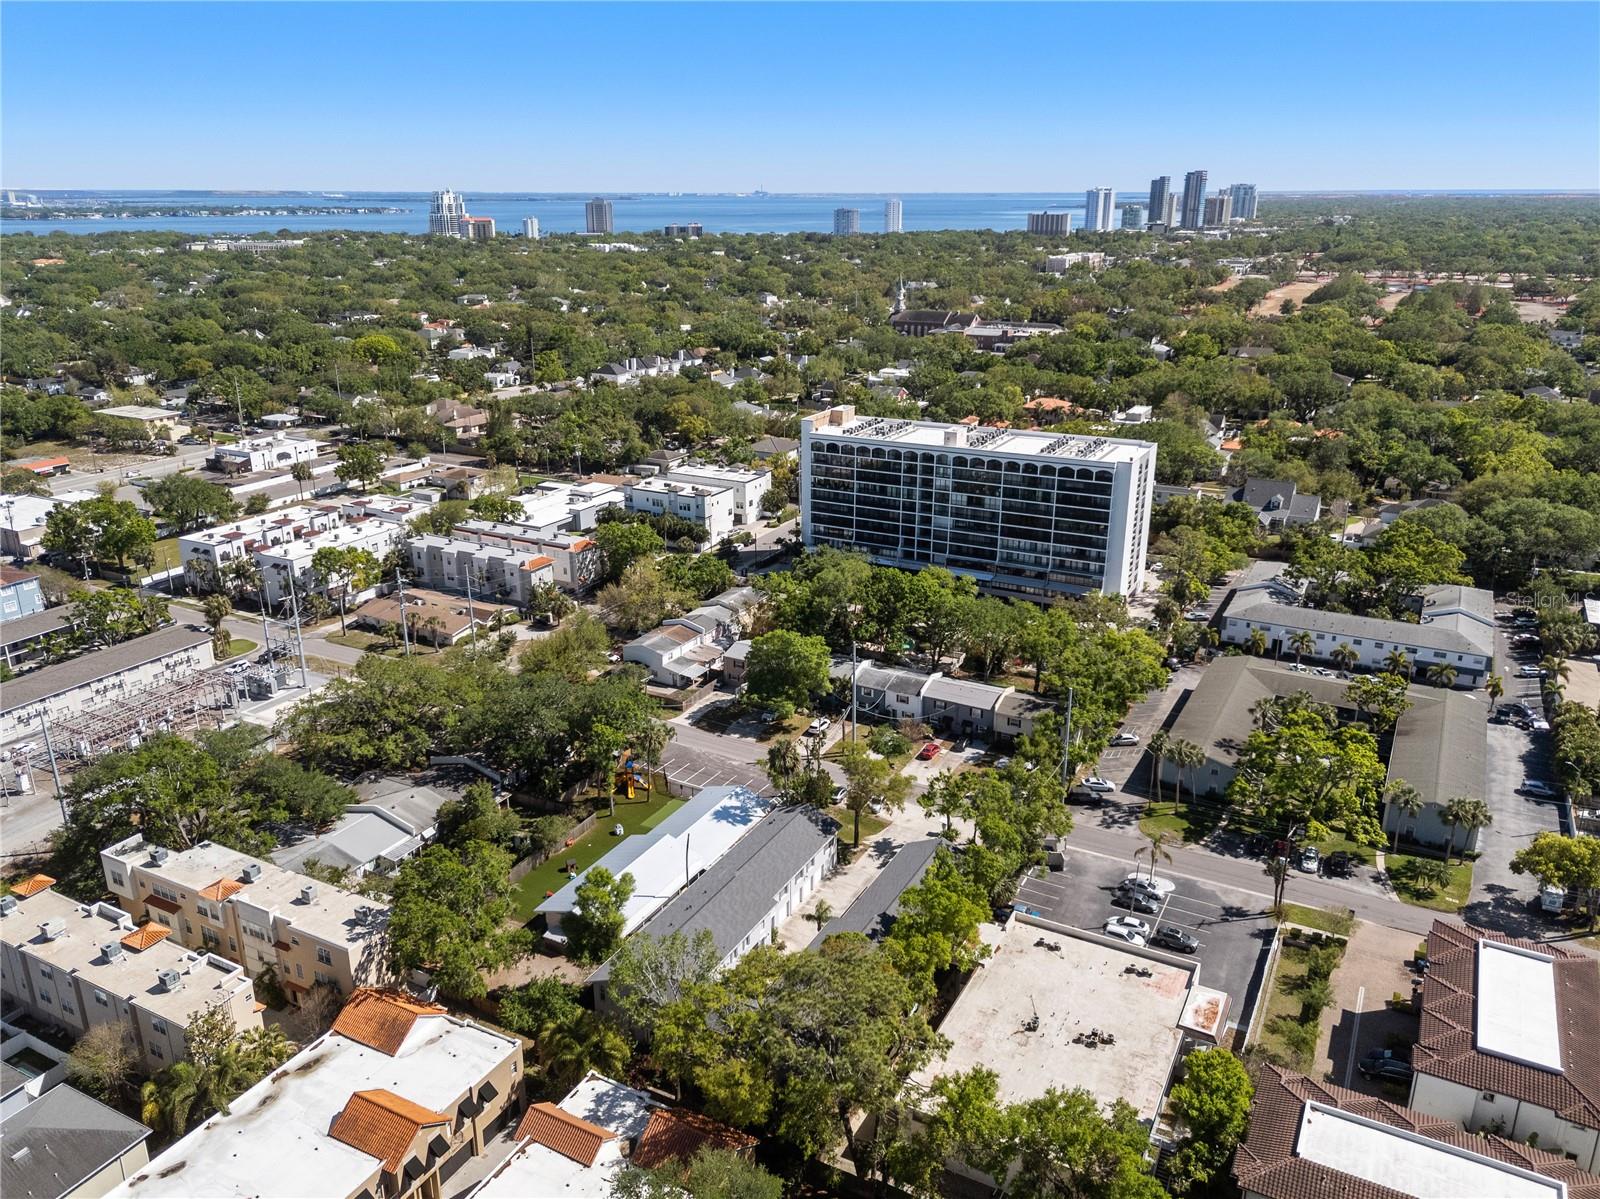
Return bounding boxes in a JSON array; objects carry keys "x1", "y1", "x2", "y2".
[{"x1": 1012, "y1": 846, "x2": 1276, "y2": 1041}]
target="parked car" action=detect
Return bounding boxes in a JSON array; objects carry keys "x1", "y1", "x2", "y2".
[
  {"x1": 1297, "y1": 846, "x2": 1321, "y2": 874},
  {"x1": 1361, "y1": 1047, "x2": 1410, "y2": 1066},
  {"x1": 1243, "y1": 834, "x2": 1270, "y2": 858},
  {"x1": 1103, "y1": 916, "x2": 1151, "y2": 944},
  {"x1": 1122, "y1": 873, "x2": 1175, "y2": 897},
  {"x1": 1112, "y1": 890, "x2": 1160, "y2": 915},
  {"x1": 1151, "y1": 925, "x2": 1199, "y2": 954},
  {"x1": 1324, "y1": 851, "x2": 1354, "y2": 878},
  {"x1": 1110, "y1": 731, "x2": 1140, "y2": 747},
  {"x1": 1082, "y1": 776, "x2": 1115, "y2": 793},
  {"x1": 1358, "y1": 1059, "x2": 1415, "y2": 1084},
  {"x1": 1519, "y1": 779, "x2": 1559, "y2": 798},
  {"x1": 916, "y1": 741, "x2": 941, "y2": 761},
  {"x1": 806, "y1": 717, "x2": 832, "y2": 736},
  {"x1": 1503, "y1": 703, "x2": 1534, "y2": 720},
  {"x1": 1517, "y1": 665, "x2": 1547, "y2": 678},
  {"x1": 831, "y1": 785, "x2": 848, "y2": 805},
  {"x1": 993, "y1": 756, "x2": 1013, "y2": 769},
  {"x1": 1528, "y1": 717, "x2": 1551, "y2": 733},
  {"x1": 1184, "y1": 609, "x2": 1209, "y2": 621}
]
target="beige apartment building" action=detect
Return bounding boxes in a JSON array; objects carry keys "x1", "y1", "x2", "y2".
[
  {"x1": 99, "y1": 837, "x2": 391, "y2": 1004},
  {"x1": 0, "y1": 875, "x2": 259, "y2": 1074}
]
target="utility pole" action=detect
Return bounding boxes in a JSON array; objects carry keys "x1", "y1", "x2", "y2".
[
  {"x1": 849, "y1": 637, "x2": 858, "y2": 743},
  {"x1": 1059, "y1": 686, "x2": 1075, "y2": 790},
  {"x1": 234, "y1": 380, "x2": 246, "y2": 432},
  {"x1": 281, "y1": 567, "x2": 310, "y2": 689},
  {"x1": 394, "y1": 562, "x2": 412, "y2": 656},
  {"x1": 463, "y1": 567, "x2": 479, "y2": 648},
  {"x1": 39, "y1": 711, "x2": 66, "y2": 825}
]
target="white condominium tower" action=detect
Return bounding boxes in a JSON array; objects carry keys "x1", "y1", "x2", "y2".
[
  {"x1": 586, "y1": 197, "x2": 614, "y2": 234},
  {"x1": 884, "y1": 198, "x2": 903, "y2": 233},
  {"x1": 1083, "y1": 187, "x2": 1116, "y2": 232},
  {"x1": 1228, "y1": 183, "x2": 1258, "y2": 221},
  {"x1": 522, "y1": 216, "x2": 540, "y2": 238},
  {"x1": 429, "y1": 189, "x2": 468, "y2": 236},
  {"x1": 801, "y1": 406, "x2": 1157, "y2": 599}
]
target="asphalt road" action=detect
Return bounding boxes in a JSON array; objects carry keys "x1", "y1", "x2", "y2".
[{"x1": 47, "y1": 444, "x2": 217, "y2": 497}]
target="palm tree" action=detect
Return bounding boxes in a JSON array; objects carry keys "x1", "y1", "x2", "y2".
[
  {"x1": 290, "y1": 460, "x2": 313, "y2": 501},
  {"x1": 1169, "y1": 738, "x2": 1204, "y2": 816},
  {"x1": 1264, "y1": 857, "x2": 1291, "y2": 915},
  {"x1": 1136, "y1": 829, "x2": 1175, "y2": 884},
  {"x1": 1384, "y1": 779, "x2": 1424, "y2": 853},
  {"x1": 1539, "y1": 655, "x2": 1571, "y2": 685},
  {"x1": 1426, "y1": 663, "x2": 1458, "y2": 689},
  {"x1": 1441, "y1": 795, "x2": 1492, "y2": 864},
  {"x1": 1411, "y1": 856, "x2": 1454, "y2": 898},
  {"x1": 1246, "y1": 628, "x2": 1269, "y2": 657},
  {"x1": 1145, "y1": 730, "x2": 1172, "y2": 809},
  {"x1": 1485, "y1": 673, "x2": 1504, "y2": 714},
  {"x1": 202, "y1": 593, "x2": 233, "y2": 656},
  {"x1": 765, "y1": 739, "x2": 802, "y2": 796},
  {"x1": 1331, "y1": 643, "x2": 1359, "y2": 673},
  {"x1": 1287, "y1": 630, "x2": 1314, "y2": 666},
  {"x1": 1383, "y1": 649, "x2": 1411, "y2": 678},
  {"x1": 808, "y1": 899, "x2": 834, "y2": 931},
  {"x1": 635, "y1": 721, "x2": 674, "y2": 792}
]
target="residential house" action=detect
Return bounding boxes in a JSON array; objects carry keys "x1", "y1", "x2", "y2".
[
  {"x1": 654, "y1": 463, "x2": 771, "y2": 524},
  {"x1": 806, "y1": 838, "x2": 939, "y2": 948},
  {"x1": 424, "y1": 398, "x2": 489, "y2": 442},
  {"x1": 849, "y1": 662, "x2": 1052, "y2": 742},
  {"x1": 1, "y1": 1083, "x2": 152, "y2": 1199},
  {"x1": 1230, "y1": 478, "x2": 1322, "y2": 530},
  {"x1": 273, "y1": 768, "x2": 480, "y2": 879},
  {"x1": 0, "y1": 567, "x2": 45, "y2": 621}
]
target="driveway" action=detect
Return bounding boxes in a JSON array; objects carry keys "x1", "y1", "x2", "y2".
[{"x1": 1320, "y1": 921, "x2": 1422, "y2": 1094}]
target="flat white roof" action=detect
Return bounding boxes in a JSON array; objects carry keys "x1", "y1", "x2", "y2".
[
  {"x1": 114, "y1": 1014, "x2": 517, "y2": 1199},
  {"x1": 1295, "y1": 1102, "x2": 1563, "y2": 1199},
  {"x1": 471, "y1": 1074, "x2": 656, "y2": 1199},
  {"x1": 808, "y1": 410, "x2": 1153, "y2": 466},
  {"x1": 1476, "y1": 940, "x2": 1564, "y2": 1072}
]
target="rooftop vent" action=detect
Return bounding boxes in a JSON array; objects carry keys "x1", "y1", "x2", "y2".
[
  {"x1": 241, "y1": 863, "x2": 262, "y2": 883},
  {"x1": 150, "y1": 847, "x2": 170, "y2": 866},
  {"x1": 0, "y1": 896, "x2": 16, "y2": 916},
  {"x1": 299, "y1": 884, "x2": 318, "y2": 904},
  {"x1": 158, "y1": 968, "x2": 181, "y2": 992},
  {"x1": 38, "y1": 917, "x2": 66, "y2": 941},
  {"x1": 102, "y1": 942, "x2": 125, "y2": 962}
]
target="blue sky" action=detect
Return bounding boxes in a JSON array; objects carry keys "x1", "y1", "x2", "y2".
[{"x1": 3, "y1": 2, "x2": 1596, "y2": 191}]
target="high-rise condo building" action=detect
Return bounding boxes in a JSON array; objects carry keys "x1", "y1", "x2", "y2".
[
  {"x1": 521, "y1": 217, "x2": 540, "y2": 239},
  {"x1": 833, "y1": 207, "x2": 861, "y2": 235},
  {"x1": 801, "y1": 406, "x2": 1157, "y2": 599},
  {"x1": 461, "y1": 216, "x2": 496, "y2": 241},
  {"x1": 585, "y1": 197, "x2": 614, "y2": 234},
  {"x1": 884, "y1": 198, "x2": 903, "y2": 233},
  {"x1": 664, "y1": 223, "x2": 703, "y2": 237},
  {"x1": 1228, "y1": 183, "x2": 1258, "y2": 221},
  {"x1": 1162, "y1": 194, "x2": 1178, "y2": 227},
  {"x1": 1026, "y1": 211, "x2": 1073, "y2": 236},
  {"x1": 1121, "y1": 204, "x2": 1146, "y2": 230},
  {"x1": 1203, "y1": 193, "x2": 1233, "y2": 227},
  {"x1": 1180, "y1": 170, "x2": 1208, "y2": 229},
  {"x1": 428, "y1": 189, "x2": 467, "y2": 237},
  {"x1": 1147, "y1": 177, "x2": 1171, "y2": 228},
  {"x1": 1083, "y1": 188, "x2": 1116, "y2": 232}
]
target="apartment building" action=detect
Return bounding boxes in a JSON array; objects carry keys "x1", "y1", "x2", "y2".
[
  {"x1": 801, "y1": 405, "x2": 1157, "y2": 599},
  {"x1": 832, "y1": 207, "x2": 860, "y2": 235},
  {"x1": 623, "y1": 477, "x2": 736, "y2": 544},
  {"x1": 0, "y1": 876, "x2": 259, "y2": 1075},
  {"x1": 849, "y1": 662, "x2": 1052, "y2": 741},
  {"x1": 406, "y1": 536, "x2": 556, "y2": 607},
  {"x1": 99, "y1": 838, "x2": 391, "y2": 1005},
  {"x1": 511, "y1": 481, "x2": 623, "y2": 535},
  {"x1": 112, "y1": 989, "x2": 522, "y2": 1199},
  {"x1": 96, "y1": 406, "x2": 188, "y2": 441},
  {"x1": 449, "y1": 521, "x2": 603, "y2": 592},
  {"x1": 1026, "y1": 211, "x2": 1072, "y2": 236},
  {"x1": 209, "y1": 435, "x2": 321, "y2": 475},
  {"x1": 655, "y1": 463, "x2": 771, "y2": 524},
  {"x1": 1179, "y1": 169, "x2": 1208, "y2": 229},
  {"x1": 1083, "y1": 187, "x2": 1115, "y2": 232},
  {"x1": 585, "y1": 197, "x2": 613, "y2": 235}
]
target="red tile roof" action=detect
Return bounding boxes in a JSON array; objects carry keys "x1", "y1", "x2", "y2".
[
  {"x1": 330, "y1": 989, "x2": 447, "y2": 1056},
  {"x1": 197, "y1": 877, "x2": 243, "y2": 902},
  {"x1": 1234, "y1": 1064, "x2": 1600, "y2": 1199},
  {"x1": 10, "y1": 874, "x2": 56, "y2": 898},
  {"x1": 329, "y1": 1089, "x2": 449, "y2": 1174},
  {"x1": 631, "y1": 1108, "x2": 757, "y2": 1170},
  {"x1": 514, "y1": 1102, "x2": 614, "y2": 1167},
  {"x1": 1416, "y1": 921, "x2": 1600, "y2": 1129},
  {"x1": 120, "y1": 923, "x2": 173, "y2": 951}
]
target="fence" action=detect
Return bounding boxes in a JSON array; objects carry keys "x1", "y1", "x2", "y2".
[{"x1": 508, "y1": 812, "x2": 599, "y2": 884}]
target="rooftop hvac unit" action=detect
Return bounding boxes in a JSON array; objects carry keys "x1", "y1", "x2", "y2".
[
  {"x1": 158, "y1": 968, "x2": 181, "y2": 992},
  {"x1": 38, "y1": 917, "x2": 66, "y2": 940},
  {"x1": 299, "y1": 884, "x2": 318, "y2": 904},
  {"x1": 102, "y1": 942, "x2": 125, "y2": 961},
  {"x1": 151, "y1": 847, "x2": 170, "y2": 865},
  {"x1": 241, "y1": 863, "x2": 262, "y2": 883},
  {"x1": 0, "y1": 895, "x2": 17, "y2": 916}
]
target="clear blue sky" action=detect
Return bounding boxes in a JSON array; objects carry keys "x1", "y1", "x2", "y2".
[{"x1": 4, "y1": 2, "x2": 1597, "y2": 192}]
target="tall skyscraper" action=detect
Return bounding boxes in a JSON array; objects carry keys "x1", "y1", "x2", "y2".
[
  {"x1": 1026, "y1": 211, "x2": 1073, "y2": 236},
  {"x1": 1179, "y1": 170, "x2": 1208, "y2": 229},
  {"x1": 1083, "y1": 188, "x2": 1116, "y2": 232},
  {"x1": 1162, "y1": 194, "x2": 1177, "y2": 227},
  {"x1": 1228, "y1": 183, "x2": 1258, "y2": 221},
  {"x1": 1121, "y1": 204, "x2": 1146, "y2": 231},
  {"x1": 521, "y1": 217, "x2": 540, "y2": 239},
  {"x1": 585, "y1": 197, "x2": 614, "y2": 235},
  {"x1": 1147, "y1": 177, "x2": 1171, "y2": 228},
  {"x1": 1203, "y1": 193, "x2": 1233, "y2": 227},
  {"x1": 429, "y1": 189, "x2": 467, "y2": 237},
  {"x1": 884, "y1": 198, "x2": 903, "y2": 233},
  {"x1": 833, "y1": 207, "x2": 861, "y2": 235}
]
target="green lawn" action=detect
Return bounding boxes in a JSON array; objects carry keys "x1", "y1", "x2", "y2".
[
  {"x1": 1136, "y1": 800, "x2": 1222, "y2": 845},
  {"x1": 1387, "y1": 852, "x2": 1474, "y2": 912},
  {"x1": 221, "y1": 638, "x2": 256, "y2": 659},
  {"x1": 1280, "y1": 903, "x2": 1355, "y2": 937},
  {"x1": 1310, "y1": 828, "x2": 1375, "y2": 863},
  {"x1": 827, "y1": 804, "x2": 890, "y2": 846},
  {"x1": 508, "y1": 787, "x2": 684, "y2": 922},
  {"x1": 147, "y1": 536, "x2": 182, "y2": 573},
  {"x1": 1258, "y1": 945, "x2": 1317, "y2": 1069}
]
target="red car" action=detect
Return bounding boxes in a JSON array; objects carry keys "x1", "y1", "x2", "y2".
[{"x1": 916, "y1": 741, "x2": 942, "y2": 761}]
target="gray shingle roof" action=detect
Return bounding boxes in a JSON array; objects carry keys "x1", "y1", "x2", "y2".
[
  {"x1": 808, "y1": 839, "x2": 939, "y2": 947},
  {"x1": 0, "y1": 624, "x2": 211, "y2": 712},
  {"x1": 0, "y1": 1084, "x2": 152, "y2": 1199},
  {"x1": 1220, "y1": 585, "x2": 1495, "y2": 660}
]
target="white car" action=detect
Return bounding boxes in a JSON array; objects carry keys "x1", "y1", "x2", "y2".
[
  {"x1": 806, "y1": 717, "x2": 832, "y2": 736},
  {"x1": 1124, "y1": 873, "x2": 1176, "y2": 897},
  {"x1": 1110, "y1": 732, "x2": 1139, "y2": 747},
  {"x1": 831, "y1": 785, "x2": 848, "y2": 804},
  {"x1": 1517, "y1": 665, "x2": 1546, "y2": 679},
  {"x1": 1103, "y1": 916, "x2": 1151, "y2": 944},
  {"x1": 1082, "y1": 777, "x2": 1115, "y2": 793},
  {"x1": 993, "y1": 756, "x2": 1013, "y2": 769}
]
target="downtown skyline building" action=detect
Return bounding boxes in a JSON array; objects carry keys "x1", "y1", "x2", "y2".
[
  {"x1": 585, "y1": 196, "x2": 614, "y2": 234},
  {"x1": 1121, "y1": 203, "x2": 1146, "y2": 230},
  {"x1": 800, "y1": 405, "x2": 1157, "y2": 599},
  {"x1": 833, "y1": 207, "x2": 861, "y2": 235},
  {"x1": 521, "y1": 216, "x2": 540, "y2": 239},
  {"x1": 428, "y1": 189, "x2": 467, "y2": 237},
  {"x1": 1179, "y1": 169, "x2": 1208, "y2": 229},
  {"x1": 884, "y1": 197, "x2": 903, "y2": 233},
  {"x1": 1083, "y1": 187, "x2": 1116, "y2": 232},
  {"x1": 1147, "y1": 176, "x2": 1171, "y2": 228},
  {"x1": 1203, "y1": 192, "x2": 1233, "y2": 227},
  {"x1": 1026, "y1": 210, "x2": 1073, "y2": 236},
  {"x1": 1228, "y1": 182, "x2": 1258, "y2": 221}
]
